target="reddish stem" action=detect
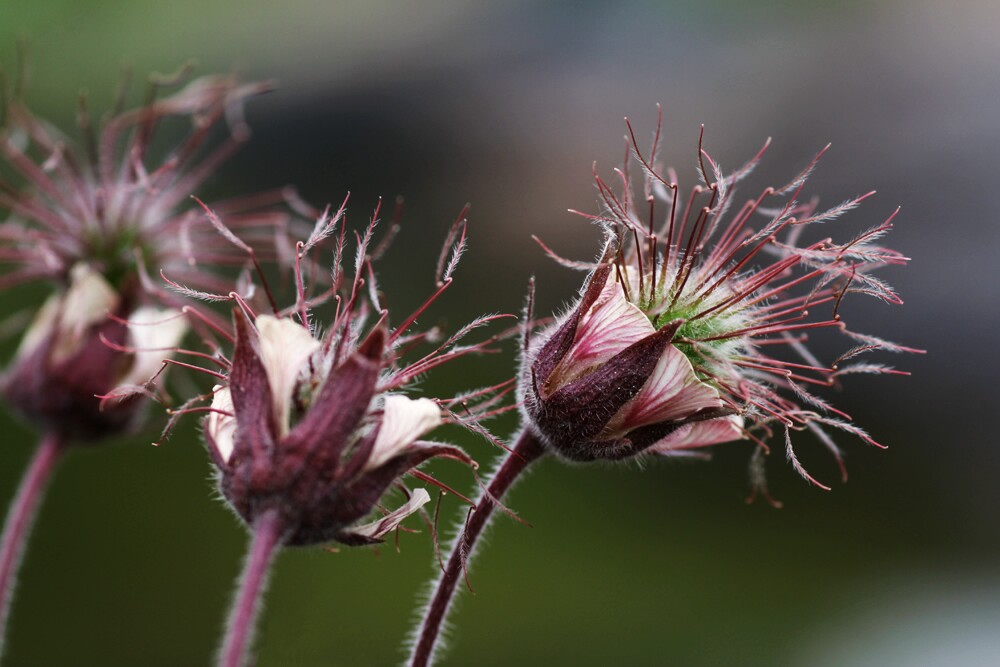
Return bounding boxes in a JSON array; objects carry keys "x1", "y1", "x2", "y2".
[
  {"x1": 408, "y1": 428, "x2": 547, "y2": 667},
  {"x1": 0, "y1": 432, "x2": 63, "y2": 657},
  {"x1": 218, "y1": 509, "x2": 284, "y2": 667}
]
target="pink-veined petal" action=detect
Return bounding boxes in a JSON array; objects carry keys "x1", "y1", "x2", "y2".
[
  {"x1": 649, "y1": 415, "x2": 745, "y2": 453},
  {"x1": 554, "y1": 273, "x2": 654, "y2": 386},
  {"x1": 604, "y1": 343, "x2": 724, "y2": 436}
]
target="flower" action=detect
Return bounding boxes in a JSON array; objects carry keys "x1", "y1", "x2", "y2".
[
  {"x1": 522, "y1": 118, "x2": 917, "y2": 494},
  {"x1": 205, "y1": 311, "x2": 468, "y2": 545},
  {"x1": 1, "y1": 264, "x2": 185, "y2": 440},
  {"x1": 191, "y1": 203, "x2": 500, "y2": 546},
  {"x1": 523, "y1": 257, "x2": 742, "y2": 462},
  {"x1": 0, "y1": 65, "x2": 286, "y2": 441}
]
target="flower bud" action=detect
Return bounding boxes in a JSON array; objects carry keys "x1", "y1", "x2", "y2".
[{"x1": 522, "y1": 259, "x2": 741, "y2": 462}]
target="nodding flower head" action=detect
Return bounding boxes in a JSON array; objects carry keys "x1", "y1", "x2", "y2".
[
  {"x1": 0, "y1": 63, "x2": 287, "y2": 441},
  {"x1": 522, "y1": 115, "x2": 919, "y2": 498},
  {"x1": 187, "y1": 201, "x2": 507, "y2": 546},
  {"x1": 2, "y1": 263, "x2": 186, "y2": 441}
]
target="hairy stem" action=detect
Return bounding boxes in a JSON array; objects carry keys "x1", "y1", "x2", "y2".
[
  {"x1": 218, "y1": 508, "x2": 284, "y2": 667},
  {"x1": 0, "y1": 432, "x2": 63, "y2": 658},
  {"x1": 408, "y1": 427, "x2": 547, "y2": 667}
]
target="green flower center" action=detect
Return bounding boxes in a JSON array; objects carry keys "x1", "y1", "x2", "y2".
[
  {"x1": 84, "y1": 224, "x2": 155, "y2": 290},
  {"x1": 638, "y1": 285, "x2": 745, "y2": 373}
]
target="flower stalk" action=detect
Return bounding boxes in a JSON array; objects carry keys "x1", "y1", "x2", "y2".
[
  {"x1": 408, "y1": 428, "x2": 546, "y2": 667},
  {"x1": 0, "y1": 432, "x2": 63, "y2": 657},
  {"x1": 218, "y1": 508, "x2": 284, "y2": 667}
]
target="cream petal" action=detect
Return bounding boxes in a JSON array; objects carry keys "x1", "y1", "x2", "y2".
[
  {"x1": 16, "y1": 295, "x2": 61, "y2": 359},
  {"x1": 367, "y1": 396, "x2": 442, "y2": 470},
  {"x1": 649, "y1": 415, "x2": 745, "y2": 452},
  {"x1": 603, "y1": 343, "x2": 725, "y2": 437},
  {"x1": 120, "y1": 307, "x2": 188, "y2": 386},
  {"x1": 207, "y1": 385, "x2": 237, "y2": 463},
  {"x1": 341, "y1": 488, "x2": 431, "y2": 541},
  {"x1": 255, "y1": 315, "x2": 320, "y2": 436},
  {"x1": 61, "y1": 264, "x2": 119, "y2": 338},
  {"x1": 19, "y1": 264, "x2": 120, "y2": 362}
]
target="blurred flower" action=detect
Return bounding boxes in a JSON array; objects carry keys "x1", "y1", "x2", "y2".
[
  {"x1": 0, "y1": 62, "x2": 290, "y2": 658},
  {"x1": 1, "y1": 264, "x2": 185, "y2": 440},
  {"x1": 0, "y1": 64, "x2": 287, "y2": 441},
  {"x1": 522, "y1": 119, "x2": 918, "y2": 494}
]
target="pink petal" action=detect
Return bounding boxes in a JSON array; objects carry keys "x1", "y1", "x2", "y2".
[
  {"x1": 604, "y1": 344, "x2": 724, "y2": 436},
  {"x1": 650, "y1": 416, "x2": 745, "y2": 452},
  {"x1": 554, "y1": 272, "x2": 653, "y2": 385}
]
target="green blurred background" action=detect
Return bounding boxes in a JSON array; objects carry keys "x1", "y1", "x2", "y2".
[{"x1": 1, "y1": 1, "x2": 996, "y2": 665}]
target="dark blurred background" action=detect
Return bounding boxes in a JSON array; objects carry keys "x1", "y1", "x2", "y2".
[{"x1": 1, "y1": 1, "x2": 997, "y2": 665}]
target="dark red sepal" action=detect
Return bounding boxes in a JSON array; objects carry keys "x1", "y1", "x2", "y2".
[
  {"x1": 228, "y1": 308, "x2": 278, "y2": 478},
  {"x1": 0, "y1": 307, "x2": 136, "y2": 442},
  {"x1": 533, "y1": 262, "x2": 613, "y2": 399},
  {"x1": 280, "y1": 326, "x2": 384, "y2": 480}
]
